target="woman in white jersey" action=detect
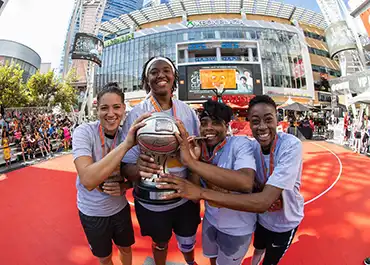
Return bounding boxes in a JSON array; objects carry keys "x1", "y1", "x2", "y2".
[
  {"x1": 72, "y1": 82, "x2": 150, "y2": 265},
  {"x1": 158, "y1": 95, "x2": 304, "y2": 265},
  {"x1": 121, "y1": 57, "x2": 201, "y2": 265}
]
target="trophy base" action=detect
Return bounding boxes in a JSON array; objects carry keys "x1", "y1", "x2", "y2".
[{"x1": 133, "y1": 182, "x2": 181, "y2": 205}]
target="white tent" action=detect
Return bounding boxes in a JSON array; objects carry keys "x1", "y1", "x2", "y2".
[
  {"x1": 284, "y1": 96, "x2": 295, "y2": 105},
  {"x1": 348, "y1": 91, "x2": 370, "y2": 105}
]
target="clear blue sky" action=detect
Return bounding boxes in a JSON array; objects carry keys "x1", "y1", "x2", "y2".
[{"x1": 284, "y1": 0, "x2": 320, "y2": 12}]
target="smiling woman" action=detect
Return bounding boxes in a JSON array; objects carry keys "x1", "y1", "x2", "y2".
[{"x1": 72, "y1": 81, "x2": 151, "y2": 265}]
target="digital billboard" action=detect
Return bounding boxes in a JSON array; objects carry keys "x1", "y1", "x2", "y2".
[
  {"x1": 71, "y1": 33, "x2": 104, "y2": 67},
  {"x1": 178, "y1": 64, "x2": 261, "y2": 101},
  {"x1": 199, "y1": 69, "x2": 237, "y2": 90}
]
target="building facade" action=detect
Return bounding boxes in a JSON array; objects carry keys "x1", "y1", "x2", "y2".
[
  {"x1": 0, "y1": 39, "x2": 41, "y2": 81},
  {"x1": 102, "y1": 0, "x2": 143, "y2": 23},
  {"x1": 96, "y1": 0, "x2": 341, "y2": 106},
  {"x1": 59, "y1": 0, "x2": 142, "y2": 77}
]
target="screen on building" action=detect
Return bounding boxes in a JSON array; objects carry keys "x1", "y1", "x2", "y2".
[
  {"x1": 178, "y1": 64, "x2": 259, "y2": 101},
  {"x1": 71, "y1": 33, "x2": 104, "y2": 67}
]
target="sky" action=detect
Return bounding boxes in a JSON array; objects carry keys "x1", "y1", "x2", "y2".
[{"x1": 0, "y1": 0, "x2": 322, "y2": 70}]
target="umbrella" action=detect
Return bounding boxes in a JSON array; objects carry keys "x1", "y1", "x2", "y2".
[
  {"x1": 282, "y1": 102, "x2": 310, "y2": 112},
  {"x1": 348, "y1": 91, "x2": 370, "y2": 105}
]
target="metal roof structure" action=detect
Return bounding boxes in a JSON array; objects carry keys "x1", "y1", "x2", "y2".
[{"x1": 99, "y1": 0, "x2": 327, "y2": 36}]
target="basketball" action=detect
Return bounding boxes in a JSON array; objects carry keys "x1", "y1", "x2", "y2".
[{"x1": 136, "y1": 112, "x2": 180, "y2": 155}]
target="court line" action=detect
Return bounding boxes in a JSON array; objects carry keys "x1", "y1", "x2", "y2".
[
  {"x1": 304, "y1": 142, "x2": 343, "y2": 205},
  {"x1": 128, "y1": 141, "x2": 344, "y2": 207}
]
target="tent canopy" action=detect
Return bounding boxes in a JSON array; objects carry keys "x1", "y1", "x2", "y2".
[{"x1": 281, "y1": 102, "x2": 310, "y2": 112}]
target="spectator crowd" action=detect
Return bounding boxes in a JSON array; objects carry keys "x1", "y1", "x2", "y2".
[{"x1": 0, "y1": 107, "x2": 73, "y2": 168}]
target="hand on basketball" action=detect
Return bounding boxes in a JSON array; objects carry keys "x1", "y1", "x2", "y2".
[
  {"x1": 175, "y1": 120, "x2": 195, "y2": 166},
  {"x1": 102, "y1": 182, "x2": 125, "y2": 196},
  {"x1": 155, "y1": 173, "x2": 203, "y2": 201},
  {"x1": 125, "y1": 113, "x2": 151, "y2": 148},
  {"x1": 137, "y1": 153, "x2": 162, "y2": 178}
]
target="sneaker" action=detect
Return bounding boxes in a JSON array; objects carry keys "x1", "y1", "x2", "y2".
[{"x1": 364, "y1": 257, "x2": 370, "y2": 265}]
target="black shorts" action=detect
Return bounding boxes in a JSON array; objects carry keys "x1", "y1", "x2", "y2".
[
  {"x1": 79, "y1": 204, "x2": 135, "y2": 258},
  {"x1": 253, "y1": 222, "x2": 298, "y2": 265},
  {"x1": 134, "y1": 200, "x2": 201, "y2": 243}
]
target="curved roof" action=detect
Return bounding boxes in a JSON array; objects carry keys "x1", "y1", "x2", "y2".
[
  {"x1": 99, "y1": 0, "x2": 327, "y2": 35},
  {"x1": 0, "y1": 39, "x2": 41, "y2": 69}
]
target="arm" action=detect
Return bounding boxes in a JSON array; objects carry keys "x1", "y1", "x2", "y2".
[
  {"x1": 74, "y1": 114, "x2": 149, "y2": 191},
  {"x1": 189, "y1": 160, "x2": 254, "y2": 192},
  {"x1": 157, "y1": 175, "x2": 281, "y2": 213},
  {"x1": 200, "y1": 185, "x2": 282, "y2": 213},
  {"x1": 75, "y1": 142, "x2": 131, "y2": 191},
  {"x1": 158, "y1": 137, "x2": 302, "y2": 213},
  {"x1": 120, "y1": 110, "x2": 161, "y2": 182}
]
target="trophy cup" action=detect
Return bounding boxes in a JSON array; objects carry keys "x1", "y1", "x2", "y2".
[{"x1": 133, "y1": 112, "x2": 181, "y2": 204}]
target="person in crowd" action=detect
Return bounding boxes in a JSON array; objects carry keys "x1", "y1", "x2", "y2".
[
  {"x1": 2, "y1": 130, "x2": 11, "y2": 167},
  {"x1": 72, "y1": 82, "x2": 150, "y2": 265},
  {"x1": 20, "y1": 136, "x2": 27, "y2": 163},
  {"x1": 35, "y1": 130, "x2": 49, "y2": 157},
  {"x1": 121, "y1": 56, "x2": 201, "y2": 265},
  {"x1": 166, "y1": 99, "x2": 257, "y2": 265},
  {"x1": 63, "y1": 124, "x2": 72, "y2": 150},
  {"x1": 157, "y1": 95, "x2": 304, "y2": 265}
]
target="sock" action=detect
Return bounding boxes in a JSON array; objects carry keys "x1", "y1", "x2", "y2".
[{"x1": 251, "y1": 249, "x2": 265, "y2": 265}]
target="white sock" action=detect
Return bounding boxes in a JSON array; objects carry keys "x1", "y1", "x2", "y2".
[{"x1": 251, "y1": 249, "x2": 265, "y2": 265}]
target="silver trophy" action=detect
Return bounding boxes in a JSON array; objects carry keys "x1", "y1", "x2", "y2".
[{"x1": 134, "y1": 112, "x2": 181, "y2": 204}]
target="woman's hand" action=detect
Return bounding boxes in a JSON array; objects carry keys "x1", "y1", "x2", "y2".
[
  {"x1": 155, "y1": 173, "x2": 203, "y2": 201},
  {"x1": 137, "y1": 153, "x2": 162, "y2": 178},
  {"x1": 174, "y1": 120, "x2": 195, "y2": 167},
  {"x1": 124, "y1": 113, "x2": 151, "y2": 148},
  {"x1": 187, "y1": 136, "x2": 201, "y2": 161},
  {"x1": 102, "y1": 182, "x2": 126, "y2": 196}
]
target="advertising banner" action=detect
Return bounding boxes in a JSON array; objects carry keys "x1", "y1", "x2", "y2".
[
  {"x1": 104, "y1": 33, "x2": 134, "y2": 48},
  {"x1": 360, "y1": 7, "x2": 370, "y2": 36},
  {"x1": 325, "y1": 21, "x2": 356, "y2": 58},
  {"x1": 71, "y1": 33, "x2": 104, "y2": 67},
  {"x1": 185, "y1": 64, "x2": 256, "y2": 100},
  {"x1": 199, "y1": 69, "x2": 237, "y2": 90}
]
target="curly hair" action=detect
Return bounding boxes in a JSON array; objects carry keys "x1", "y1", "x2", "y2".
[
  {"x1": 140, "y1": 56, "x2": 179, "y2": 94},
  {"x1": 247, "y1": 95, "x2": 277, "y2": 116}
]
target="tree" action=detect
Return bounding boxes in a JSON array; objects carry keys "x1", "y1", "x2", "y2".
[
  {"x1": 27, "y1": 71, "x2": 60, "y2": 107},
  {"x1": 0, "y1": 64, "x2": 30, "y2": 107},
  {"x1": 27, "y1": 69, "x2": 78, "y2": 112}
]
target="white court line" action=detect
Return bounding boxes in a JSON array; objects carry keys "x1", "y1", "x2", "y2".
[
  {"x1": 128, "y1": 142, "x2": 344, "y2": 207},
  {"x1": 304, "y1": 142, "x2": 343, "y2": 205}
]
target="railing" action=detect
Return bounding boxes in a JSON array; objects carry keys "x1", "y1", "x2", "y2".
[{"x1": 0, "y1": 139, "x2": 69, "y2": 167}]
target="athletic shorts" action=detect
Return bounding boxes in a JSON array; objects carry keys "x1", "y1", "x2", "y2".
[
  {"x1": 79, "y1": 204, "x2": 135, "y2": 258},
  {"x1": 202, "y1": 217, "x2": 252, "y2": 265},
  {"x1": 253, "y1": 222, "x2": 298, "y2": 265},
  {"x1": 134, "y1": 200, "x2": 201, "y2": 243}
]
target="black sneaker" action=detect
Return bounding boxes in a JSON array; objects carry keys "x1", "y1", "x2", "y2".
[{"x1": 364, "y1": 257, "x2": 370, "y2": 265}]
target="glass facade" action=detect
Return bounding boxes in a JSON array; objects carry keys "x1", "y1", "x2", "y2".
[
  {"x1": 96, "y1": 25, "x2": 311, "y2": 93},
  {"x1": 0, "y1": 56, "x2": 38, "y2": 81},
  {"x1": 101, "y1": 0, "x2": 141, "y2": 23}
]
